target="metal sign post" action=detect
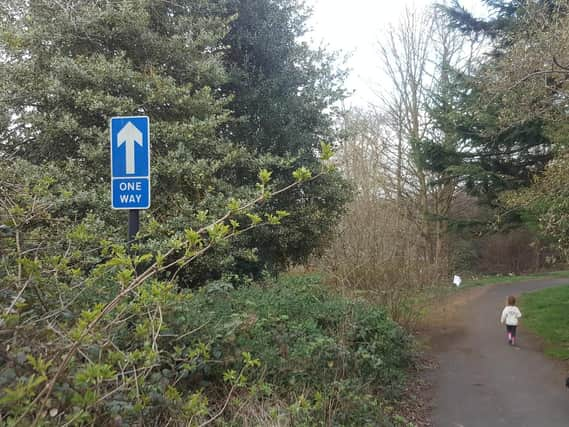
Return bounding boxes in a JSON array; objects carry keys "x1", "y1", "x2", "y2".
[
  {"x1": 110, "y1": 116, "x2": 150, "y2": 247},
  {"x1": 128, "y1": 209, "x2": 140, "y2": 247}
]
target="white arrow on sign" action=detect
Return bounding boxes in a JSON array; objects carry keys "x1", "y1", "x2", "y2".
[{"x1": 117, "y1": 121, "x2": 143, "y2": 175}]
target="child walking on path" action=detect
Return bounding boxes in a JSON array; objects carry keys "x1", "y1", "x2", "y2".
[{"x1": 501, "y1": 296, "x2": 522, "y2": 346}]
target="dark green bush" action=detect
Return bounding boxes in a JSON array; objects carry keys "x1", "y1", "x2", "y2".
[
  {"x1": 161, "y1": 274, "x2": 415, "y2": 423},
  {"x1": 0, "y1": 157, "x2": 413, "y2": 426},
  {"x1": 1, "y1": 258, "x2": 414, "y2": 426},
  {"x1": 172, "y1": 275, "x2": 414, "y2": 390}
]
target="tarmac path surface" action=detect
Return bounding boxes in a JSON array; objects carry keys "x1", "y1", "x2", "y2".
[{"x1": 429, "y1": 278, "x2": 569, "y2": 427}]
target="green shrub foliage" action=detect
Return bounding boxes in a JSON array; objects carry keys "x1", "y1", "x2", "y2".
[
  {"x1": 0, "y1": 1, "x2": 412, "y2": 425},
  {"x1": 0, "y1": 157, "x2": 411, "y2": 425},
  {"x1": 187, "y1": 275, "x2": 413, "y2": 393},
  {"x1": 0, "y1": 0, "x2": 350, "y2": 284},
  {"x1": 0, "y1": 189, "x2": 414, "y2": 425}
]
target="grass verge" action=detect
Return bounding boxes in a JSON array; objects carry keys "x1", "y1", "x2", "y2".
[
  {"x1": 418, "y1": 271, "x2": 569, "y2": 320},
  {"x1": 460, "y1": 270, "x2": 569, "y2": 289},
  {"x1": 519, "y1": 285, "x2": 569, "y2": 360},
  {"x1": 461, "y1": 270, "x2": 569, "y2": 288}
]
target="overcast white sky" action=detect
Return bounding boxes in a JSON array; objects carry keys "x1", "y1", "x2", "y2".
[{"x1": 306, "y1": 0, "x2": 487, "y2": 105}]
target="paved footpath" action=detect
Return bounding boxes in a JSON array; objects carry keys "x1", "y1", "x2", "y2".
[{"x1": 430, "y1": 279, "x2": 569, "y2": 427}]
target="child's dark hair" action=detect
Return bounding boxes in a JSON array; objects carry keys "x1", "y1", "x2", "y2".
[{"x1": 507, "y1": 295, "x2": 516, "y2": 306}]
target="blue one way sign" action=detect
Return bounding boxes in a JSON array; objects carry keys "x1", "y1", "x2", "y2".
[{"x1": 110, "y1": 116, "x2": 151, "y2": 209}]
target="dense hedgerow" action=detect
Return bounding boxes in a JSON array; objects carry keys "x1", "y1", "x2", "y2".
[
  {"x1": 0, "y1": 268, "x2": 415, "y2": 426},
  {"x1": 0, "y1": 156, "x2": 413, "y2": 426},
  {"x1": 0, "y1": 158, "x2": 411, "y2": 426},
  {"x1": 130, "y1": 274, "x2": 416, "y2": 425},
  {"x1": 186, "y1": 274, "x2": 414, "y2": 395}
]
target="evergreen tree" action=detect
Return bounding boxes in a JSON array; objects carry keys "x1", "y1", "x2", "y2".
[
  {"x1": 442, "y1": 0, "x2": 566, "y2": 48},
  {"x1": 1, "y1": 0, "x2": 231, "y2": 212},
  {"x1": 429, "y1": 1, "x2": 556, "y2": 206},
  {"x1": 426, "y1": 69, "x2": 552, "y2": 206},
  {"x1": 0, "y1": 0, "x2": 350, "y2": 284},
  {"x1": 219, "y1": 0, "x2": 351, "y2": 271}
]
